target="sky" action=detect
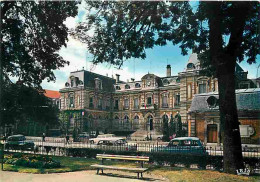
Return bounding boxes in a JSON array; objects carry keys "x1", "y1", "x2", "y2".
[{"x1": 41, "y1": 1, "x2": 260, "y2": 91}]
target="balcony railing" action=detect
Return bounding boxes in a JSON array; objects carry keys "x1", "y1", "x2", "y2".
[
  {"x1": 140, "y1": 104, "x2": 154, "y2": 110},
  {"x1": 133, "y1": 106, "x2": 139, "y2": 110},
  {"x1": 162, "y1": 103, "x2": 168, "y2": 108},
  {"x1": 123, "y1": 106, "x2": 129, "y2": 110}
]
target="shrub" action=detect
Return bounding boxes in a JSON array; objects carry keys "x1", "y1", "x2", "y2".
[{"x1": 3, "y1": 154, "x2": 61, "y2": 169}]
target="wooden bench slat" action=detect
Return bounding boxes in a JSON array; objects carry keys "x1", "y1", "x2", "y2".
[
  {"x1": 91, "y1": 164, "x2": 148, "y2": 172},
  {"x1": 96, "y1": 154, "x2": 149, "y2": 162},
  {"x1": 97, "y1": 154, "x2": 149, "y2": 159},
  {"x1": 97, "y1": 156, "x2": 149, "y2": 161}
]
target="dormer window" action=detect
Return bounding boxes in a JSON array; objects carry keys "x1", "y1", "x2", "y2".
[
  {"x1": 95, "y1": 78, "x2": 102, "y2": 90},
  {"x1": 187, "y1": 63, "x2": 195, "y2": 69},
  {"x1": 125, "y1": 85, "x2": 130, "y2": 89},
  {"x1": 135, "y1": 83, "x2": 141, "y2": 88},
  {"x1": 78, "y1": 80, "x2": 84, "y2": 85},
  {"x1": 176, "y1": 77, "x2": 180, "y2": 83},
  {"x1": 65, "y1": 82, "x2": 70, "y2": 87},
  {"x1": 71, "y1": 80, "x2": 74, "y2": 87},
  {"x1": 115, "y1": 86, "x2": 121, "y2": 90},
  {"x1": 163, "y1": 79, "x2": 170, "y2": 85},
  {"x1": 75, "y1": 77, "x2": 79, "y2": 86},
  {"x1": 207, "y1": 96, "x2": 219, "y2": 108}
]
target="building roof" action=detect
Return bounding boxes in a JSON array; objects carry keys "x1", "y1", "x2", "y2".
[
  {"x1": 189, "y1": 88, "x2": 260, "y2": 113},
  {"x1": 44, "y1": 89, "x2": 61, "y2": 99}
]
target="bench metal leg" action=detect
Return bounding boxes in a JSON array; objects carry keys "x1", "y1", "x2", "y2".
[
  {"x1": 137, "y1": 173, "x2": 139, "y2": 179},
  {"x1": 141, "y1": 173, "x2": 143, "y2": 178},
  {"x1": 102, "y1": 169, "x2": 104, "y2": 174},
  {"x1": 97, "y1": 169, "x2": 99, "y2": 174}
]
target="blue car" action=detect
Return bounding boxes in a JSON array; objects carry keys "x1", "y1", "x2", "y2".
[{"x1": 151, "y1": 137, "x2": 207, "y2": 155}]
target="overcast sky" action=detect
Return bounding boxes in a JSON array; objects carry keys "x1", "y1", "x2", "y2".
[{"x1": 41, "y1": 1, "x2": 260, "y2": 91}]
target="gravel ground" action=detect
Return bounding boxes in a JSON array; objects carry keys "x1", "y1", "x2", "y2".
[{"x1": 0, "y1": 170, "x2": 167, "y2": 182}]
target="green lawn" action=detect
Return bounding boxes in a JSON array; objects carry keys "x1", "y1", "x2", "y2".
[{"x1": 2, "y1": 154, "x2": 260, "y2": 182}]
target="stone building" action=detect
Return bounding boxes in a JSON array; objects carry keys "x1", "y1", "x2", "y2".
[
  {"x1": 189, "y1": 88, "x2": 260, "y2": 144},
  {"x1": 59, "y1": 53, "x2": 258, "y2": 140}
]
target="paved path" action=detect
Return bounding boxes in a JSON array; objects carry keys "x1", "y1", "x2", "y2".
[{"x1": 0, "y1": 170, "x2": 166, "y2": 182}]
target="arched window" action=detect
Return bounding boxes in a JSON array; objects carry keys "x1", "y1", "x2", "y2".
[
  {"x1": 176, "y1": 77, "x2": 180, "y2": 83},
  {"x1": 147, "y1": 115, "x2": 154, "y2": 130},
  {"x1": 207, "y1": 96, "x2": 219, "y2": 108},
  {"x1": 133, "y1": 115, "x2": 139, "y2": 129},
  {"x1": 163, "y1": 79, "x2": 170, "y2": 85},
  {"x1": 162, "y1": 114, "x2": 168, "y2": 120},
  {"x1": 135, "y1": 83, "x2": 141, "y2": 88},
  {"x1": 124, "y1": 115, "x2": 129, "y2": 123},
  {"x1": 115, "y1": 86, "x2": 121, "y2": 90},
  {"x1": 125, "y1": 85, "x2": 130, "y2": 89},
  {"x1": 65, "y1": 82, "x2": 70, "y2": 87},
  {"x1": 187, "y1": 63, "x2": 195, "y2": 69}
]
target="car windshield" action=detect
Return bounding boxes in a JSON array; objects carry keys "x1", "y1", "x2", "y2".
[
  {"x1": 8, "y1": 136, "x2": 25, "y2": 141},
  {"x1": 168, "y1": 139, "x2": 200, "y2": 147}
]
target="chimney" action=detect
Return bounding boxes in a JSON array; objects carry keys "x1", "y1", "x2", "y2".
[
  {"x1": 131, "y1": 78, "x2": 135, "y2": 82},
  {"x1": 166, "y1": 64, "x2": 171, "y2": 77},
  {"x1": 116, "y1": 74, "x2": 120, "y2": 83}
]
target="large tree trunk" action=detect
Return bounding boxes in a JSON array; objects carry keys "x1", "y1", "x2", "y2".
[
  {"x1": 207, "y1": 2, "x2": 249, "y2": 174},
  {"x1": 217, "y1": 58, "x2": 244, "y2": 174}
]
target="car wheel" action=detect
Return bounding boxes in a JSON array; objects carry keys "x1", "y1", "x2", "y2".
[
  {"x1": 157, "y1": 137, "x2": 162, "y2": 141},
  {"x1": 90, "y1": 140, "x2": 94, "y2": 144}
]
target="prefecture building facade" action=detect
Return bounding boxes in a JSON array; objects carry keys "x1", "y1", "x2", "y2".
[{"x1": 59, "y1": 54, "x2": 259, "y2": 143}]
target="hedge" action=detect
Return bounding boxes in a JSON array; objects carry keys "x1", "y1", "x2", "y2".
[{"x1": 65, "y1": 147, "x2": 259, "y2": 171}]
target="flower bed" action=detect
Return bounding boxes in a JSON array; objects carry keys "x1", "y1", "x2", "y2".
[{"x1": 4, "y1": 153, "x2": 61, "y2": 169}]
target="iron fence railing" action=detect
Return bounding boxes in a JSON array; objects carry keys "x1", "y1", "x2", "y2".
[
  {"x1": 2, "y1": 138, "x2": 260, "y2": 173},
  {"x1": 3, "y1": 137, "x2": 260, "y2": 158}
]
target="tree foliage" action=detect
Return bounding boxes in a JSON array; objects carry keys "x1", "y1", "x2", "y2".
[
  {"x1": 74, "y1": 1, "x2": 259, "y2": 174},
  {"x1": 2, "y1": 79, "x2": 59, "y2": 127},
  {"x1": 73, "y1": 1, "x2": 258, "y2": 69},
  {"x1": 1, "y1": 1, "x2": 78, "y2": 131},
  {"x1": 1, "y1": 1, "x2": 78, "y2": 87}
]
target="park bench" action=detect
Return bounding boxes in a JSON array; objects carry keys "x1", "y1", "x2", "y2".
[{"x1": 91, "y1": 154, "x2": 149, "y2": 178}]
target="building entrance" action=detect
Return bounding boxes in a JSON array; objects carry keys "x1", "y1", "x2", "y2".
[{"x1": 207, "y1": 124, "x2": 218, "y2": 143}]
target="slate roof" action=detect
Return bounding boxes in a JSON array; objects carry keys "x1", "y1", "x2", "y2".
[
  {"x1": 83, "y1": 71, "x2": 116, "y2": 92},
  {"x1": 189, "y1": 88, "x2": 260, "y2": 113},
  {"x1": 64, "y1": 70, "x2": 116, "y2": 92}
]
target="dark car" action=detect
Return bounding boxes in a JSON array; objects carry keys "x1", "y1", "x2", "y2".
[
  {"x1": 151, "y1": 137, "x2": 207, "y2": 155},
  {"x1": 5, "y1": 135, "x2": 34, "y2": 151}
]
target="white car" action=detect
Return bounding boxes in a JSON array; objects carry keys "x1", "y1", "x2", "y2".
[{"x1": 89, "y1": 134, "x2": 124, "y2": 144}]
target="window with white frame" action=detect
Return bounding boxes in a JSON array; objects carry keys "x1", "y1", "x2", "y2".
[
  {"x1": 199, "y1": 83, "x2": 206, "y2": 94},
  {"x1": 124, "y1": 98, "x2": 129, "y2": 109},
  {"x1": 147, "y1": 97, "x2": 152, "y2": 106},
  {"x1": 134, "y1": 98, "x2": 139, "y2": 109},
  {"x1": 175, "y1": 93, "x2": 180, "y2": 106},
  {"x1": 162, "y1": 95, "x2": 168, "y2": 107}
]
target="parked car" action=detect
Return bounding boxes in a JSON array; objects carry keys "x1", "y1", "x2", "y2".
[
  {"x1": 89, "y1": 134, "x2": 124, "y2": 144},
  {"x1": 4, "y1": 135, "x2": 35, "y2": 151},
  {"x1": 151, "y1": 137, "x2": 207, "y2": 155},
  {"x1": 96, "y1": 138, "x2": 137, "y2": 151},
  {"x1": 78, "y1": 132, "x2": 90, "y2": 142}
]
